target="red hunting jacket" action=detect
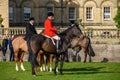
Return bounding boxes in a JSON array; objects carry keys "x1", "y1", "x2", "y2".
[{"x1": 44, "y1": 19, "x2": 57, "y2": 37}]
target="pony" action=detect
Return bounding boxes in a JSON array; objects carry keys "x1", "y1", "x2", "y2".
[{"x1": 29, "y1": 24, "x2": 95, "y2": 76}]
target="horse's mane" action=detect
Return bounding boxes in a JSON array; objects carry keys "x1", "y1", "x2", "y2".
[
  {"x1": 59, "y1": 24, "x2": 82, "y2": 36},
  {"x1": 59, "y1": 26, "x2": 73, "y2": 35}
]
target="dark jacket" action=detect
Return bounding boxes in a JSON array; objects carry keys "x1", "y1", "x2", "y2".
[
  {"x1": 2, "y1": 39, "x2": 8, "y2": 51},
  {"x1": 8, "y1": 38, "x2": 13, "y2": 48},
  {"x1": 25, "y1": 23, "x2": 37, "y2": 41}
]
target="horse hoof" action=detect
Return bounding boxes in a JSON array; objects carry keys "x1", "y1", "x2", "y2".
[
  {"x1": 23, "y1": 69, "x2": 26, "y2": 71},
  {"x1": 16, "y1": 70, "x2": 19, "y2": 72},
  {"x1": 54, "y1": 72, "x2": 57, "y2": 75},
  {"x1": 33, "y1": 75, "x2": 36, "y2": 77},
  {"x1": 60, "y1": 73, "x2": 64, "y2": 75},
  {"x1": 50, "y1": 71, "x2": 52, "y2": 72}
]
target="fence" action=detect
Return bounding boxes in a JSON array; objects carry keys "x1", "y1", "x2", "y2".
[{"x1": 0, "y1": 27, "x2": 120, "y2": 39}]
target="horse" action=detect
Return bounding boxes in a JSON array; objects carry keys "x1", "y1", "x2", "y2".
[
  {"x1": 12, "y1": 35, "x2": 27, "y2": 71},
  {"x1": 29, "y1": 24, "x2": 95, "y2": 76},
  {"x1": 37, "y1": 52, "x2": 53, "y2": 72},
  {"x1": 39, "y1": 36, "x2": 95, "y2": 73},
  {"x1": 71, "y1": 36, "x2": 95, "y2": 62},
  {"x1": 12, "y1": 34, "x2": 53, "y2": 72}
]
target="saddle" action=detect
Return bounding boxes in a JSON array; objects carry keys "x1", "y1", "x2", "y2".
[
  {"x1": 42, "y1": 34, "x2": 63, "y2": 53},
  {"x1": 43, "y1": 35, "x2": 56, "y2": 45}
]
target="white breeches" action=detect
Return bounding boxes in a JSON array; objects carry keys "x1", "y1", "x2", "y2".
[{"x1": 52, "y1": 36, "x2": 60, "y2": 40}]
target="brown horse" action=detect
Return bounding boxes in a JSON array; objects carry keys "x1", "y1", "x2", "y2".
[
  {"x1": 37, "y1": 51, "x2": 53, "y2": 72},
  {"x1": 71, "y1": 36, "x2": 95, "y2": 62},
  {"x1": 29, "y1": 24, "x2": 95, "y2": 76},
  {"x1": 12, "y1": 35, "x2": 53, "y2": 72},
  {"x1": 12, "y1": 35, "x2": 27, "y2": 71},
  {"x1": 39, "y1": 35, "x2": 95, "y2": 73}
]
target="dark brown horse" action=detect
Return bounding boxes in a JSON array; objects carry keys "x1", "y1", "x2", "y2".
[
  {"x1": 71, "y1": 36, "x2": 95, "y2": 62},
  {"x1": 29, "y1": 24, "x2": 95, "y2": 76},
  {"x1": 12, "y1": 34, "x2": 54, "y2": 72}
]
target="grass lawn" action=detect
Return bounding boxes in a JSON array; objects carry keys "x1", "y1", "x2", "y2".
[{"x1": 0, "y1": 62, "x2": 120, "y2": 80}]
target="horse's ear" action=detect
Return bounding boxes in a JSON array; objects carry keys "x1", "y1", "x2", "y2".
[{"x1": 75, "y1": 23, "x2": 79, "y2": 27}]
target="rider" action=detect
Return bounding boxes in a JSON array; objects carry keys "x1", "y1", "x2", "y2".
[
  {"x1": 44, "y1": 12, "x2": 61, "y2": 53},
  {"x1": 25, "y1": 17, "x2": 37, "y2": 61}
]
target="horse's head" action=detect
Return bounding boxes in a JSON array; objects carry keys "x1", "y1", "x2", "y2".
[
  {"x1": 59, "y1": 24, "x2": 83, "y2": 50},
  {"x1": 60, "y1": 24, "x2": 82, "y2": 38},
  {"x1": 69, "y1": 24, "x2": 82, "y2": 38}
]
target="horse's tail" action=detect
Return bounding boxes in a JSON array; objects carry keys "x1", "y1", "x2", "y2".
[
  {"x1": 28, "y1": 41, "x2": 39, "y2": 66},
  {"x1": 88, "y1": 37, "x2": 95, "y2": 57},
  {"x1": 18, "y1": 48, "x2": 22, "y2": 61}
]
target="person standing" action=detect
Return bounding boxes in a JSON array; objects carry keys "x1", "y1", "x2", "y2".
[
  {"x1": 2, "y1": 35, "x2": 8, "y2": 61},
  {"x1": 8, "y1": 35, "x2": 14, "y2": 61},
  {"x1": 24, "y1": 17, "x2": 37, "y2": 61},
  {"x1": 44, "y1": 12, "x2": 61, "y2": 53}
]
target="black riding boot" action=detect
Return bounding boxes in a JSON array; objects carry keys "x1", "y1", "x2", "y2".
[{"x1": 56, "y1": 40, "x2": 61, "y2": 54}]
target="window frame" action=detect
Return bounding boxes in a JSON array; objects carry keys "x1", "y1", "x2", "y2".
[
  {"x1": 47, "y1": 6, "x2": 54, "y2": 13},
  {"x1": 103, "y1": 7, "x2": 111, "y2": 20},
  {"x1": 69, "y1": 7, "x2": 76, "y2": 21},
  {"x1": 86, "y1": 7, "x2": 93, "y2": 21},
  {"x1": 23, "y1": 7, "x2": 31, "y2": 21},
  {"x1": 9, "y1": 6, "x2": 13, "y2": 21}
]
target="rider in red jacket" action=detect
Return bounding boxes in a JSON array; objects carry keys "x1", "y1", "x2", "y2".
[
  {"x1": 44, "y1": 17, "x2": 57, "y2": 37},
  {"x1": 44, "y1": 12, "x2": 61, "y2": 53}
]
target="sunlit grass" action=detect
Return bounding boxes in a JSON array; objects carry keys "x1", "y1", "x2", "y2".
[{"x1": 0, "y1": 62, "x2": 120, "y2": 80}]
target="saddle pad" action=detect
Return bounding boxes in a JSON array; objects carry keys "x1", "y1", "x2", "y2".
[{"x1": 44, "y1": 35, "x2": 56, "y2": 45}]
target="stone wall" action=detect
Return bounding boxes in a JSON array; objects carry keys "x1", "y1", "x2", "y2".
[
  {"x1": 0, "y1": 44, "x2": 120, "y2": 62},
  {"x1": 68, "y1": 44, "x2": 120, "y2": 62}
]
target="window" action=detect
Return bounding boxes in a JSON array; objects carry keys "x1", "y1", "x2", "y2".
[
  {"x1": 9, "y1": 7, "x2": 13, "y2": 20},
  {"x1": 69, "y1": 7, "x2": 76, "y2": 20},
  {"x1": 104, "y1": 7, "x2": 110, "y2": 20},
  {"x1": 24, "y1": 7, "x2": 31, "y2": 21},
  {"x1": 86, "y1": 7, "x2": 93, "y2": 20},
  {"x1": 47, "y1": 7, "x2": 53, "y2": 13}
]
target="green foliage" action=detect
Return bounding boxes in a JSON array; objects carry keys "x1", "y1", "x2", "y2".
[
  {"x1": 0, "y1": 62, "x2": 120, "y2": 80},
  {"x1": 0, "y1": 14, "x2": 4, "y2": 27},
  {"x1": 114, "y1": 6, "x2": 120, "y2": 28}
]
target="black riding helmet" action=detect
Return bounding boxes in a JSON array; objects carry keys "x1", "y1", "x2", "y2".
[
  {"x1": 48, "y1": 12, "x2": 54, "y2": 17},
  {"x1": 29, "y1": 17, "x2": 35, "y2": 21}
]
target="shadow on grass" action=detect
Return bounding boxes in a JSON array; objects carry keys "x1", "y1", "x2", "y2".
[{"x1": 62, "y1": 67, "x2": 120, "y2": 75}]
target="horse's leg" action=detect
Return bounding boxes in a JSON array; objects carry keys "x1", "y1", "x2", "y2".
[
  {"x1": 49, "y1": 54, "x2": 53, "y2": 72},
  {"x1": 31, "y1": 55, "x2": 36, "y2": 76},
  {"x1": 44, "y1": 55, "x2": 48, "y2": 71},
  {"x1": 54, "y1": 55, "x2": 59, "y2": 75},
  {"x1": 2, "y1": 49, "x2": 6, "y2": 61},
  {"x1": 40, "y1": 54, "x2": 44, "y2": 72},
  {"x1": 60, "y1": 54, "x2": 65, "y2": 75},
  {"x1": 14, "y1": 51, "x2": 19, "y2": 71},
  {"x1": 31, "y1": 52, "x2": 38, "y2": 76},
  {"x1": 83, "y1": 48, "x2": 87, "y2": 63},
  {"x1": 20, "y1": 52, "x2": 25, "y2": 71},
  {"x1": 88, "y1": 48, "x2": 92, "y2": 62}
]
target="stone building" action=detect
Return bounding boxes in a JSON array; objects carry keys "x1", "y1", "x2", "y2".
[
  {"x1": 0, "y1": 0, "x2": 120, "y2": 28},
  {"x1": 0, "y1": 0, "x2": 9, "y2": 28}
]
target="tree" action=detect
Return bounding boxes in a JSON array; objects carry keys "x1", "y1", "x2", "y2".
[
  {"x1": 0, "y1": 14, "x2": 4, "y2": 27},
  {"x1": 114, "y1": 6, "x2": 120, "y2": 28}
]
